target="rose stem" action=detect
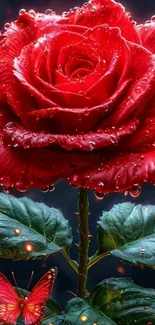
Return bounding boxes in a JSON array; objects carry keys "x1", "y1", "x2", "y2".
[{"x1": 77, "y1": 188, "x2": 89, "y2": 298}]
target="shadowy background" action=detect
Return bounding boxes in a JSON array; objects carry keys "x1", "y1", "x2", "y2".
[{"x1": 0, "y1": 0, "x2": 155, "y2": 310}]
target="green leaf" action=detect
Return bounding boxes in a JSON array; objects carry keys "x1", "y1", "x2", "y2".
[
  {"x1": 41, "y1": 314, "x2": 68, "y2": 325},
  {"x1": 41, "y1": 298, "x2": 116, "y2": 325},
  {"x1": 97, "y1": 202, "x2": 155, "y2": 268},
  {"x1": 90, "y1": 277, "x2": 155, "y2": 324},
  {"x1": 65, "y1": 298, "x2": 116, "y2": 325},
  {"x1": 0, "y1": 193, "x2": 72, "y2": 259}
]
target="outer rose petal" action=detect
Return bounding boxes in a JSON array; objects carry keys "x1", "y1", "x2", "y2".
[
  {"x1": 2, "y1": 119, "x2": 138, "y2": 151},
  {"x1": 137, "y1": 21, "x2": 155, "y2": 54},
  {"x1": 67, "y1": 151, "x2": 155, "y2": 193},
  {"x1": 59, "y1": 0, "x2": 140, "y2": 43},
  {"x1": 0, "y1": 137, "x2": 95, "y2": 189}
]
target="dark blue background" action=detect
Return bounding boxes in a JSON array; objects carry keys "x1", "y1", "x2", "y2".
[{"x1": 0, "y1": 0, "x2": 155, "y2": 309}]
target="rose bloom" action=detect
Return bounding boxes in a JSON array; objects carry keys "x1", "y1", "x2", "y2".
[{"x1": 0, "y1": 0, "x2": 155, "y2": 195}]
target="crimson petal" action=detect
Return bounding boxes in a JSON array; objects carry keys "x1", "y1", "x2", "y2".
[{"x1": 59, "y1": 0, "x2": 140, "y2": 43}]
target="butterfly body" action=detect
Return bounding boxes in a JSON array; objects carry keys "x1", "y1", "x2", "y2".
[{"x1": 0, "y1": 268, "x2": 57, "y2": 325}]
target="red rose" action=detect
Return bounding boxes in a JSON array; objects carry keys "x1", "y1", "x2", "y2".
[{"x1": 0, "y1": 1, "x2": 155, "y2": 194}]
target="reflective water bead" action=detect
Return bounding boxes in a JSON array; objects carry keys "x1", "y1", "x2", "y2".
[
  {"x1": 28, "y1": 9, "x2": 35, "y2": 18},
  {"x1": 41, "y1": 186, "x2": 49, "y2": 193},
  {"x1": 129, "y1": 185, "x2": 141, "y2": 197},
  {"x1": 4, "y1": 22, "x2": 11, "y2": 30},
  {"x1": 19, "y1": 9, "x2": 26, "y2": 15},
  {"x1": 45, "y1": 9, "x2": 54, "y2": 15},
  {"x1": 5, "y1": 121, "x2": 17, "y2": 131},
  {"x1": 94, "y1": 192, "x2": 105, "y2": 200},
  {"x1": 16, "y1": 182, "x2": 28, "y2": 192}
]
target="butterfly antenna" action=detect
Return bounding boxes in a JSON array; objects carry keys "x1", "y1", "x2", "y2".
[
  {"x1": 12, "y1": 272, "x2": 18, "y2": 287},
  {"x1": 27, "y1": 271, "x2": 34, "y2": 290}
]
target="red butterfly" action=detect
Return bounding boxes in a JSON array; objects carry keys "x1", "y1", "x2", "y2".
[{"x1": 0, "y1": 268, "x2": 57, "y2": 325}]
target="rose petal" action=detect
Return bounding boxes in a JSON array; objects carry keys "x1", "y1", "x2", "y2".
[
  {"x1": 67, "y1": 151, "x2": 155, "y2": 193},
  {"x1": 27, "y1": 78, "x2": 131, "y2": 134},
  {"x1": 3, "y1": 119, "x2": 138, "y2": 151},
  {"x1": 59, "y1": 0, "x2": 140, "y2": 43},
  {"x1": 101, "y1": 42, "x2": 155, "y2": 127},
  {"x1": 137, "y1": 21, "x2": 155, "y2": 54}
]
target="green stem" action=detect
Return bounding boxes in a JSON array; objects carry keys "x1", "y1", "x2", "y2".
[
  {"x1": 88, "y1": 250, "x2": 111, "y2": 270},
  {"x1": 61, "y1": 248, "x2": 79, "y2": 274},
  {"x1": 77, "y1": 188, "x2": 89, "y2": 298}
]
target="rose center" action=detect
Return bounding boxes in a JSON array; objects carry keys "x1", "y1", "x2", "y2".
[{"x1": 65, "y1": 56, "x2": 96, "y2": 79}]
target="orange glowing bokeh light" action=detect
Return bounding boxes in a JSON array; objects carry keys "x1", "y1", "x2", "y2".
[
  {"x1": 14, "y1": 228, "x2": 21, "y2": 235},
  {"x1": 117, "y1": 266, "x2": 125, "y2": 274},
  {"x1": 24, "y1": 242, "x2": 34, "y2": 252}
]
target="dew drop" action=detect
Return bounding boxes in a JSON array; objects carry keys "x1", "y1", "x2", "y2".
[
  {"x1": 3, "y1": 186, "x2": 12, "y2": 194},
  {"x1": 94, "y1": 191, "x2": 105, "y2": 200},
  {"x1": 4, "y1": 22, "x2": 10, "y2": 29},
  {"x1": 122, "y1": 191, "x2": 129, "y2": 196},
  {"x1": 151, "y1": 15, "x2": 155, "y2": 22},
  {"x1": 16, "y1": 182, "x2": 28, "y2": 192},
  {"x1": 129, "y1": 185, "x2": 141, "y2": 197},
  {"x1": 141, "y1": 248, "x2": 146, "y2": 254},
  {"x1": 5, "y1": 122, "x2": 17, "y2": 131},
  {"x1": 28, "y1": 9, "x2": 36, "y2": 18},
  {"x1": 41, "y1": 186, "x2": 49, "y2": 193},
  {"x1": 49, "y1": 185, "x2": 55, "y2": 192},
  {"x1": 19, "y1": 9, "x2": 26, "y2": 15},
  {"x1": 45, "y1": 9, "x2": 53, "y2": 15}
]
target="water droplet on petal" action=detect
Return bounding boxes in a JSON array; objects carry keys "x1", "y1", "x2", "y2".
[
  {"x1": 4, "y1": 22, "x2": 10, "y2": 29},
  {"x1": 129, "y1": 185, "x2": 141, "y2": 197},
  {"x1": 94, "y1": 192, "x2": 106, "y2": 200},
  {"x1": 151, "y1": 15, "x2": 155, "y2": 22},
  {"x1": 5, "y1": 122, "x2": 17, "y2": 131},
  {"x1": 3, "y1": 186, "x2": 12, "y2": 194},
  {"x1": 19, "y1": 9, "x2": 26, "y2": 15},
  {"x1": 28, "y1": 9, "x2": 35, "y2": 18},
  {"x1": 49, "y1": 185, "x2": 55, "y2": 192},
  {"x1": 41, "y1": 186, "x2": 49, "y2": 193},
  {"x1": 122, "y1": 191, "x2": 129, "y2": 196},
  {"x1": 45, "y1": 9, "x2": 53, "y2": 15},
  {"x1": 16, "y1": 182, "x2": 28, "y2": 192}
]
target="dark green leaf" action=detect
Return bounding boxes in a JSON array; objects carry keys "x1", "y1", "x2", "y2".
[
  {"x1": 0, "y1": 193, "x2": 72, "y2": 259},
  {"x1": 98, "y1": 202, "x2": 155, "y2": 268},
  {"x1": 90, "y1": 277, "x2": 155, "y2": 324},
  {"x1": 41, "y1": 298, "x2": 116, "y2": 325},
  {"x1": 41, "y1": 314, "x2": 69, "y2": 325},
  {"x1": 65, "y1": 298, "x2": 116, "y2": 325}
]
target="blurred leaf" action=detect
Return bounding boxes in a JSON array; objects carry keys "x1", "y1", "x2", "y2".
[
  {"x1": 97, "y1": 202, "x2": 155, "y2": 268},
  {"x1": 41, "y1": 314, "x2": 69, "y2": 325},
  {"x1": 90, "y1": 277, "x2": 155, "y2": 324},
  {"x1": 0, "y1": 193, "x2": 72, "y2": 259},
  {"x1": 42, "y1": 298, "x2": 116, "y2": 324}
]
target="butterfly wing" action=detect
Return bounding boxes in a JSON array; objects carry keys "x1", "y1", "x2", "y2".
[
  {"x1": 23, "y1": 268, "x2": 57, "y2": 325},
  {"x1": 0, "y1": 273, "x2": 20, "y2": 324}
]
